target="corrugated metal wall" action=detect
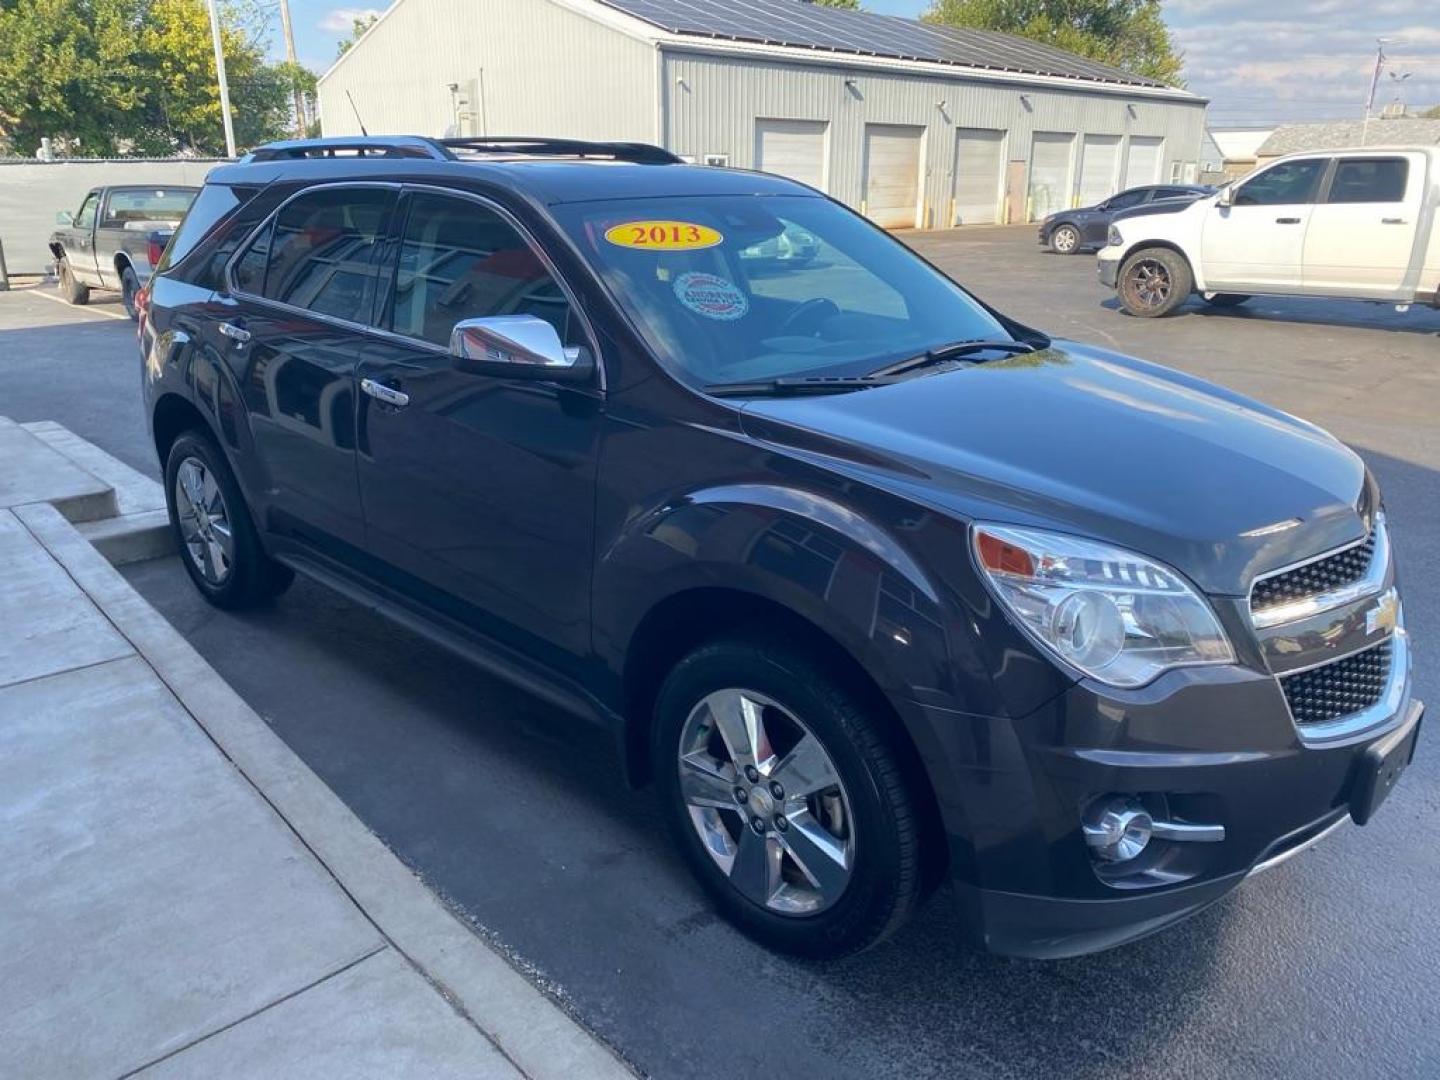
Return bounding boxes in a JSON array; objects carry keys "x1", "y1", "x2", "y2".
[
  {"x1": 0, "y1": 159, "x2": 224, "y2": 276},
  {"x1": 316, "y1": 0, "x2": 657, "y2": 142},
  {"x1": 663, "y1": 49, "x2": 1207, "y2": 225}
]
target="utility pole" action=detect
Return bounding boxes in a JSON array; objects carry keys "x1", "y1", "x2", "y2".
[
  {"x1": 278, "y1": 0, "x2": 306, "y2": 136},
  {"x1": 1364, "y1": 39, "x2": 1388, "y2": 120},
  {"x1": 206, "y1": 0, "x2": 237, "y2": 157}
]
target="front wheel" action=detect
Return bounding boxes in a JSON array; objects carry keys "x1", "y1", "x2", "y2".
[
  {"x1": 1049, "y1": 224, "x2": 1081, "y2": 255},
  {"x1": 1118, "y1": 247, "x2": 1193, "y2": 317},
  {"x1": 654, "y1": 637, "x2": 926, "y2": 957},
  {"x1": 58, "y1": 260, "x2": 90, "y2": 305}
]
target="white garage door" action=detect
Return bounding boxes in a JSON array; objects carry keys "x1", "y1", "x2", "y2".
[
  {"x1": 1028, "y1": 132, "x2": 1074, "y2": 220},
  {"x1": 863, "y1": 124, "x2": 924, "y2": 229},
  {"x1": 1077, "y1": 135, "x2": 1121, "y2": 207},
  {"x1": 754, "y1": 119, "x2": 828, "y2": 192},
  {"x1": 952, "y1": 128, "x2": 1004, "y2": 225},
  {"x1": 1125, "y1": 137, "x2": 1163, "y2": 188}
]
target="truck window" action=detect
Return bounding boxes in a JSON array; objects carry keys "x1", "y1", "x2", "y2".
[
  {"x1": 1326, "y1": 159, "x2": 1408, "y2": 204},
  {"x1": 1234, "y1": 160, "x2": 1326, "y2": 206},
  {"x1": 74, "y1": 193, "x2": 98, "y2": 229},
  {"x1": 103, "y1": 188, "x2": 196, "y2": 225}
]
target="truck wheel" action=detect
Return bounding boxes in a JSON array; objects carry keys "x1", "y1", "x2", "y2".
[
  {"x1": 1205, "y1": 293, "x2": 1250, "y2": 308},
  {"x1": 120, "y1": 265, "x2": 141, "y2": 320},
  {"x1": 1118, "y1": 247, "x2": 1192, "y2": 317},
  {"x1": 58, "y1": 260, "x2": 90, "y2": 305},
  {"x1": 164, "y1": 430, "x2": 294, "y2": 610},
  {"x1": 1049, "y1": 224, "x2": 1081, "y2": 255},
  {"x1": 653, "y1": 636, "x2": 925, "y2": 958}
]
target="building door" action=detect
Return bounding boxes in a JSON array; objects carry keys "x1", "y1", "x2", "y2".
[
  {"x1": 1124, "y1": 136, "x2": 1163, "y2": 188},
  {"x1": 1077, "y1": 135, "x2": 1122, "y2": 206},
  {"x1": 754, "y1": 119, "x2": 829, "y2": 192},
  {"x1": 952, "y1": 128, "x2": 1004, "y2": 225},
  {"x1": 863, "y1": 124, "x2": 924, "y2": 229},
  {"x1": 1028, "y1": 132, "x2": 1074, "y2": 220}
]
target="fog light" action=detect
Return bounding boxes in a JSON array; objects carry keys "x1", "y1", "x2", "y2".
[{"x1": 1083, "y1": 797, "x2": 1153, "y2": 863}]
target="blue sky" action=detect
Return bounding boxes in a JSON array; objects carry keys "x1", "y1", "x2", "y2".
[{"x1": 279, "y1": 0, "x2": 1439, "y2": 126}]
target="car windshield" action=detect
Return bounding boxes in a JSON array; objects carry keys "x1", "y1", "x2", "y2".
[{"x1": 552, "y1": 195, "x2": 1011, "y2": 386}]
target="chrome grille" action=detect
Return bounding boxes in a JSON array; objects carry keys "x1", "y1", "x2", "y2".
[
  {"x1": 1280, "y1": 641, "x2": 1392, "y2": 727},
  {"x1": 1251, "y1": 531, "x2": 1376, "y2": 615}
]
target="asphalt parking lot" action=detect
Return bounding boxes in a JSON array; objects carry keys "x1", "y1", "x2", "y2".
[{"x1": 3, "y1": 227, "x2": 1439, "y2": 1079}]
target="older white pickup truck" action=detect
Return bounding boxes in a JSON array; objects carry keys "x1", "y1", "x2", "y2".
[{"x1": 1098, "y1": 146, "x2": 1440, "y2": 317}]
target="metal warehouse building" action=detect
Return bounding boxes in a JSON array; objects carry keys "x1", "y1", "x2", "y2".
[{"x1": 318, "y1": 0, "x2": 1207, "y2": 229}]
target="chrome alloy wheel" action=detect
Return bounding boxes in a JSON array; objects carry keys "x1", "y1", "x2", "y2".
[
  {"x1": 677, "y1": 689, "x2": 855, "y2": 915},
  {"x1": 174, "y1": 457, "x2": 233, "y2": 585},
  {"x1": 1052, "y1": 226, "x2": 1078, "y2": 253},
  {"x1": 1126, "y1": 258, "x2": 1172, "y2": 308}
]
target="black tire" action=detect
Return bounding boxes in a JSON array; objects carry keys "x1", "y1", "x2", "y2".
[
  {"x1": 58, "y1": 260, "x2": 90, "y2": 305},
  {"x1": 120, "y1": 265, "x2": 141, "y2": 320},
  {"x1": 1049, "y1": 224, "x2": 1081, "y2": 255},
  {"x1": 653, "y1": 635, "x2": 926, "y2": 958},
  {"x1": 1205, "y1": 293, "x2": 1250, "y2": 308},
  {"x1": 1118, "y1": 247, "x2": 1193, "y2": 317},
  {"x1": 164, "y1": 430, "x2": 294, "y2": 610}
]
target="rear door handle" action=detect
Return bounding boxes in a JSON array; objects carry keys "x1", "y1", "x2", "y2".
[
  {"x1": 1275, "y1": 217, "x2": 1301, "y2": 225},
  {"x1": 361, "y1": 377, "x2": 410, "y2": 408},
  {"x1": 218, "y1": 321, "x2": 251, "y2": 345},
  {"x1": 1381, "y1": 217, "x2": 1407, "y2": 225}
]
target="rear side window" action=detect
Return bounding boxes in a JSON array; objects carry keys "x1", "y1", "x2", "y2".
[
  {"x1": 1234, "y1": 160, "x2": 1326, "y2": 206},
  {"x1": 157, "y1": 183, "x2": 245, "y2": 272},
  {"x1": 1327, "y1": 159, "x2": 1408, "y2": 204},
  {"x1": 235, "y1": 187, "x2": 397, "y2": 324},
  {"x1": 384, "y1": 191, "x2": 580, "y2": 348}
]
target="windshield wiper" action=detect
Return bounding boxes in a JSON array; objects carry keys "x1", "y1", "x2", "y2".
[
  {"x1": 704, "y1": 375, "x2": 898, "y2": 398},
  {"x1": 867, "y1": 339, "x2": 1040, "y2": 379}
]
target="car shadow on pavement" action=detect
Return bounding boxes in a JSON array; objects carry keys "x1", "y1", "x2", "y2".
[{"x1": 1100, "y1": 294, "x2": 1440, "y2": 336}]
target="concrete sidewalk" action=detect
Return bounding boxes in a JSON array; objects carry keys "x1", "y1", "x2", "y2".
[{"x1": 0, "y1": 418, "x2": 633, "y2": 1079}]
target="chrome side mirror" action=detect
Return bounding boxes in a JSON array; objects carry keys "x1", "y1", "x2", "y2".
[
  {"x1": 448, "y1": 315, "x2": 593, "y2": 382},
  {"x1": 56, "y1": 210, "x2": 74, "y2": 226}
]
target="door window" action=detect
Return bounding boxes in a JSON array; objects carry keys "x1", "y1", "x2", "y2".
[
  {"x1": 1326, "y1": 159, "x2": 1408, "y2": 203},
  {"x1": 232, "y1": 187, "x2": 396, "y2": 324},
  {"x1": 383, "y1": 192, "x2": 580, "y2": 349},
  {"x1": 1234, "y1": 160, "x2": 1326, "y2": 206},
  {"x1": 1105, "y1": 189, "x2": 1148, "y2": 211},
  {"x1": 74, "y1": 193, "x2": 98, "y2": 229}
]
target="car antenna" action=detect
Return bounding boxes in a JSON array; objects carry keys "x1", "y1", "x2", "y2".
[{"x1": 346, "y1": 90, "x2": 368, "y2": 136}]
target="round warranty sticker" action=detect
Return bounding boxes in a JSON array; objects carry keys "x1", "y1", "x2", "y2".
[{"x1": 673, "y1": 271, "x2": 749, "y2": 321}]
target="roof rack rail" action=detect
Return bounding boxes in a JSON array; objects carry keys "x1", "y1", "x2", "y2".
[
  {"x1": 241, "y1": 136, "x2": 455, "y2": 163},
  {"x1": 438, "y1": 137, "x2": 682, "y2": 165}
]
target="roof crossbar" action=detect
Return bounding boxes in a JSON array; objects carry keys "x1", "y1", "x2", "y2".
[
  {"x1": 242, "y1": 136, "x2": 454, "y2": 162},
  {"x1": 438, "y1": 137, "x2": 682, "y2": 164}
]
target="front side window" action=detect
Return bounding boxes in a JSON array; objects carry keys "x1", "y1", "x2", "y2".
[
  {"x1": 1327, "y1": 158, "x2": 1408, "y2": 204},
  {"x1": 74, "y1": 193, "x2": 98, "y2": 229},
  {"x1": 1106, "y1": 190, "x2": 1148, "y2": 210},
  {"x1": 552, "y1": 195, "x2": 1008, "y2": 386},
  {"x1": 237, "y1": 187, "x2": 396, "y2": 324},
  {"x1": 384, "y1": 192, "x2": 580, "y2": 348},
  {"x1": 1234, "y1": 160, "x2": 1326, "y2": 206}
]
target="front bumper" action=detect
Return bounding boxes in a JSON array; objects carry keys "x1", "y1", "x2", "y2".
[
  {"x1": 1097, "y1": 247, "x2": 1122, "y2": 288},
  {"x1": 912, "y1": 650, "x2": 1422, "y2": 959}
]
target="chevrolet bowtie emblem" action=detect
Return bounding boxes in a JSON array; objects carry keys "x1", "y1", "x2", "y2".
[{"x1": 1367, "y1": 589, "x2": 1399, "y2": 636}]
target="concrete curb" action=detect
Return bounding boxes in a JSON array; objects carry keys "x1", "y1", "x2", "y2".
[{"x1": 14, "y1": 504, "x2": 636, "y2": 1079}]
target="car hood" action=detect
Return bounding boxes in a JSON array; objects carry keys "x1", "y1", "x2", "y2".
[{"x1": 738, "y1": 343, "x2": 1370, "y2": 596}]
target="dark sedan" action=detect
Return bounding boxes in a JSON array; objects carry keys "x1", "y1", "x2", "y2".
[{"x1": 1038, "y1": 183, "x2": 1214, "y2": 254}]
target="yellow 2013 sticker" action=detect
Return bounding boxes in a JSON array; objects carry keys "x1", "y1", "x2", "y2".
[{"x1": 605, "y1": 220, "x2": 723, "y2": 251}]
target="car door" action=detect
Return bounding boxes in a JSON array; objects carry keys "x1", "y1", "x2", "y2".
[
  {"x1": 1201, "y1": 157, "x2": 1328, "y2": 288},
  {"x1": 1091, "y1": 188, "x2": 1150, "y2": 244},
  {"x1": 217, "y1": 183, "x2": 398, "y2": 557},
  {"x1": 355, "y1": 186, "x2": 602, "y2": 671},
  {"x1": 64, "y1": 190, "x2": 102, "y2": 283},
  {"x1": 1302, "y1": 154, "x2": 1423, "y2": 297}
]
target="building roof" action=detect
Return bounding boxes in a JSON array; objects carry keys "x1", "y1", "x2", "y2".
[
  {"x1": 1208, "y1": 127, "x2": 1273, "y2": 161},
  {"x1": 597, "y1": 0, "x2": 1171, "y2": 90},
  {"x1": 1257, "y1": 120, "x2": 1440, "y2": 157}
]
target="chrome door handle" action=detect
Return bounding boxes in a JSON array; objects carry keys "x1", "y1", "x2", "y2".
[
  {"x1": 1381, "y1": 217, "x2": 1407, "y2": 225},
  {"x1": 1275, "y1": 217, "x2": 1301, "y2": 225},
  {"x1": 361, "y1": 377, "x2": 410, "y2": 408},
  {"x1": 218, "y1": 322, "x2": 251, "y2": 345}
]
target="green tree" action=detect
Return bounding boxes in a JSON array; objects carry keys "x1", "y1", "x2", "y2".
[
  {"x1": 923, "y1": 0, "x2": 1184, "y2": 86},
  {"x1": 336, "y1": 13, "x2": 378, "y2": 57}
]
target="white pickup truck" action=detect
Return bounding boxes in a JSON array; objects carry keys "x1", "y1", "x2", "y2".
[{"x1": 1098, "y1": 146, "x2": 1439, "y2": 317}]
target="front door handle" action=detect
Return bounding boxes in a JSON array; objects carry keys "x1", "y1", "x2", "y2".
[
  {"x1": 361, "y1": 377, "x2": 410, "y2": 408},
  {"x1": 218, "y1": 321, "x2": 251, "y2": 345},
  {"x1": 1275, "y1": 217, "x2": 1301, "y2": 225},
  {"x1": 1381, "y1": 217, "x2": 1407, "y2": 225}
]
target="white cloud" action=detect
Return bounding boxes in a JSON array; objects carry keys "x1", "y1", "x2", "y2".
[{"x1": 319, "y1": 7, "x2": 384, "y2": 33}]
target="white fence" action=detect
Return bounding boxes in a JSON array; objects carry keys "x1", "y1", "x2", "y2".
[{"x1": 0, "y1": 158, "x2": 228, "y2": 277}]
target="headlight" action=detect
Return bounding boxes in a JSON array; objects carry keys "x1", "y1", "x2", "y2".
[
  {"x1": 972, "y1": 524, "x2": 1233, "y2": 688},
  {"x1": 1107, "y1": 225, "x2": 1123, "y2": 247}
]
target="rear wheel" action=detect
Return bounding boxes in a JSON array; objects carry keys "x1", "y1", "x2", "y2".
[
  {"x1": 654, "y1": 636, "x2": 925, "y2": 957},
  {"x1": 1205, "y1": 293, "x2": 1250, "y2": 308},
  {"x1": 120, "y1": 265, "x2": 141, "y2": 320},
  {"x1": 58, "y1": 260, "x2": 90, "y2": 305},
  {"x1": 1118, "y1": 247, "x2": 1192, "y2": 317},
  {"x1": 164, "y1": 430, "x2": 293, "y2": 610},
  {"x1": 1049, "y1": 224, "x2": 1081, "y2": 255}
]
